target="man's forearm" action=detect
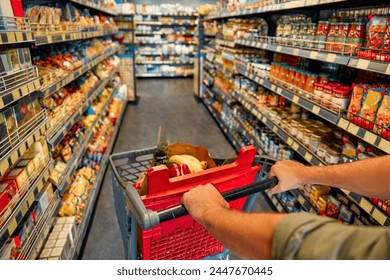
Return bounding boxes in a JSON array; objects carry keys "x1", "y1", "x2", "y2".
[
  {"x1": 305, "y1": 155, "x2": 390, "y2": 199},
  {"x1": 201, "y1": 208, "x2": 285, "y2": 259}
]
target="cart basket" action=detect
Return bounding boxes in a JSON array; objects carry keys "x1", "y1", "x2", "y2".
[{"x1": 110, "y1": 145, "x2": 277, "y2": 260}]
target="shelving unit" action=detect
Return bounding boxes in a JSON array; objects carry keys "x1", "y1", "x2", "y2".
[
  {"x1": 34, "y1": 30, "x2": 118, "y2": 46},
  {"x1": 201, "y1": 0, "x2": 390, "y2": 228},
  {"x1": 39, "y1": 49, "x2": 117, "y2": 98},
  {"x1": 115, "y1": 14, "x2": 138, "y2": 103},
  {"x1": 69, "y1": 96, "x2": 127, "y2": 259},
  {"x1": 0, "y1": 0, "x2": 127, "y2": 260},
  {"x1": 134, "y1": 11, "x2": 198, "y2": 77}
]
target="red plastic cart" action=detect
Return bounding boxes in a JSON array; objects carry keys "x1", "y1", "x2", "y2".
[{"x1": 109, "y1": 145, "x2": 277, "y2": 260}]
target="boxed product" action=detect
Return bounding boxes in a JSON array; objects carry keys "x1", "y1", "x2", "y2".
[
  {"x1": 30, "y1": 138, "x2": 50, "y2": 161},
  {"x1": 0, "y1": 1, "x2": 15, "y2": 31},
  {"x1": 3, "y1": 107, "x2": 18, "y2": 145},
  {"x1": 0, "y1": 188, "x2": 12, "y2": 223},
  {"x1": 0, "y1": 240, "x2": 17, "y2": 260},
  {"x1": 0, "y1": 119, "x2": 10, "y2": 158},
  {"x1": 16, "y1": 158, "x2": 36, "y2": 178},
  {"x1": 4, "y1": 167, "x2": 29, "y2": 195},
  {"x1": 0, "y1": 180, "x2": 18, "y2": 208}
]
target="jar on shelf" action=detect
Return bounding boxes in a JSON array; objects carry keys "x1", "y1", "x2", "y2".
[
  {"x1": 296, "y1": 123, "x2": 305, "y2": 141},
  {"x1": 309, "y1": 133, "x2": 322, "y2": 152},
  {"x1": 335, "y1": 22, "x2": 350, "y2": 53},
  {"x1": 304, "y1": 73, "x2": 318, "y2": 98},
  {"x1": 331, "y1": 86, "x2": 352, "y2": 113},
  {"x1": 317, "y1": 142, "x2": 329, "y2": 159},
  {"x1": 319, "y1": 74, "x2": 329, "y2": 84},
  {"x1": 305, "y1": 23, "x2": 317, "y2": 48},
  {"x1": 286, "y1": 67, "x2": 296, "y2": 86},
  {"x1": 303, "y1": 128, "x2": 313, "y2": 147},
  {"x1": 290, "y1": 70, "x2": 299, "y2": 92},
  {"x1": 326, "y1": 148, "x2": 340, "y2": 164},
  {"x1": 345, "y1": 22, "x2": 365, "y2": 54},
  {"x1": 325, "y1": 22, "x2": 339, "y2": 51},
  {"x1": 313, "y1": 82, "x2": 324, "y2": 104},
  {"x1": 298, "y1": 71, "x2": 308, "y2": 94},
  {"x1": 318, "y1": 127, "x2": 333, "y2": 143},
  {"x1": 323, "y1": 83, "x2": 342, "y2": 109},
  {"x1": 316, "y1": 21, "x2": 330, "y2": 49},
  {"x1": 290, "y1": 119, "x2": 299, "y2": 136},
  {"x1": 291, "y1": 23, "x2": 300, "y2": 47}
]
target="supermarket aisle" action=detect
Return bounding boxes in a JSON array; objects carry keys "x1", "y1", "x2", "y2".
[{"x1": 80, "y1": 78, "x2": 238, "y2": 259}]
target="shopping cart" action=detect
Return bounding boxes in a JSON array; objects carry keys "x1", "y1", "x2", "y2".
[{"x1": 109, "y1": 145, "x2": 278, "y2": 260}]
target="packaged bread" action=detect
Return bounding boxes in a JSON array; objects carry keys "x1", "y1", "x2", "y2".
[{"x1": 373, "y1": 92, "x2": 390, "y2": 137}]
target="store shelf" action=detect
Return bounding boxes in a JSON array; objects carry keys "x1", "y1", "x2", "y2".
[
  {"x1": 136, "y1": 21, "x2": 196, "y2": 26},
  {"x1": 70, "y1": 97, "x2": 127, "y2": 259},
  {"x1": 348, "y1": 57, "x2": 390, "y2": 76},
  {"x1": 340, "y1": 189, "x2": 390, "y2": 226},
  {"x1": 47, "y1": 69, "x2": 117, "y2": 149},
  {"x1": 0, "y1": 112, "x2": 49, "y2": 178},
  {"x1": 136, "y1": 61, "x2": 193, "y2": 66},
  {"x1": 136, "y1": 13, "x2": 198, "y2": 17},
  {"x1": 215, "y1": 39, "x2": 235, "y2": 48},
  {"x1": 39, "y1": 48, "x2": 117, "y2": 98},
  {"x1": 235, "y1": 38, "x2": 351, "y2": 65},
  {"x1": 34, "y1": 30, "x2": 118, "y2": 46},
  {"x1": 25, "y1": 194, "x2": 60, "y2": 260},
  {"x1": 290, "y1": 189, "x2": 318, "y2": 214},
  {"x1": 55, "y1": 84, "x2": 118, "y2": 195},
  {"x1": 0, "y1": 30, "x2": 34, "y2": 46},
  {"x1": 264, "y1": 190, "x2": 287, "y2": 213},
  {"x1": 136, "y1": 73, "x2": 193, "y2": 78},
  {"x1": 235, "y1": 67, "x2": 390, "y2": 155},
  {"x1": 135, "y1": 31, "x2": 195, "y2": 36},
  {"x1": 136, "y1": 40, "x2": 197, "y2": 45},
  {"x1": 70, "y1": 0, "x2": 118, "y2": 16},
  {"x1": 0, "y1": 159, "x2": 54, "y2": 249},
  {"x1": 0, "y1": 71, "x2": 40, "y2": 111},
  {"x1": 232, "y1": 91, "x2": 326, "y2": 166},
  {"x1": 206, "y1": 0, "x2": 350, "y2": 19}
]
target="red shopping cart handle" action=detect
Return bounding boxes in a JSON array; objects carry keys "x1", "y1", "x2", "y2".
[{"x1": 157, "y1": 176, "x2": 278, "y2": 223}]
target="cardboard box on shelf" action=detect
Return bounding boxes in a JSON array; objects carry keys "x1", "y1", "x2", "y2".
[{"x1": 4, "y1": 167, "x2": 29, "y2": 195}]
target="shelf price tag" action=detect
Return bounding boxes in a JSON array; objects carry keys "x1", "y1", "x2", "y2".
[
  {"x1": 363, "y1": 131, "x2": 377, "y2": 145},
  {"x1": 356, "y1": 59, "x2": 370, "y2": 70},
  {"x1": 15, "y1": 32, "x2": 23, "y2": 42},
  {"x1": 306, "y1": 0, "x2": 319, "y2": 5},
  {"x1": 287, "y1": 138, "x2": 293, "y2": 146},
  {"x1": 359, "y1": 198, "x2": 373, "y2": 213},
  {"x1": 304, "y1": 153, "x2": 313, "y2": 163},
  {"x1": 276, "y1": 46, "x2": 282, "y2": 52},
  {"x1": 292, "y1": 95, "x2": 299, "y2": 103},
  {"x1": 292, "y1": 142, "x2": 299, "y2": 151},
  {"x1": 312, "y1": 105, "x2": 320, "y2": 115},
  {"x1": 326, "y1": 53, "x2": 337, "y2": 63},
  {"x1": 378, "y1": 139, "x2": 390, "y2": 154},
  {"x1": 8, "y1": 219, "x2": 18, "y2": 235},
  {"x1": 293, "y1": 49, "x2": 299, "y2": 56},
  {"x1": 310, "y1": 51, "x2": 318, "y2": 60},
  {"x1": 386, "y1": 64, "x2": 390, "y2": 75},
  {"x1": 347, "y1": 123, "x2": 359, "y2": 135},
  {"x1": 276, "y1": 87, "x2": 283, "y2": 95},
  {"x1": 262, "y1": 116, "x2": 266, "y2": 123},
  {"x1": 272, "y1": 126, "x2": 278, "y2": 133},
  {"x1": 337, "y1": 118, "x2": 349, "y2": 130},
  {"x1": 372, "y1": 209, "x2": 387, "y2": 225},
  {"x1": 7, "y1": 32, "x2": 15, "y2": 43}
]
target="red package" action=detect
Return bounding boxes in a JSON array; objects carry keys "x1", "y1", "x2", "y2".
[
  {"x1": 168, "y1": 164, "x2": 191, "y2": 178},
  {"x1": 10, "y1": 0, "x2": 24, "y2": 17}
]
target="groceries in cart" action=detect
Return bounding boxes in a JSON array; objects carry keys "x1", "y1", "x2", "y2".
[{"x1": 135, "y1": 141, "x2": 219, "y2": 196}]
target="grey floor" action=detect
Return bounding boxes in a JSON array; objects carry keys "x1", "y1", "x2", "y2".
[{"x1": 80, "y1": 78, "x2": 272, "y2": 260}]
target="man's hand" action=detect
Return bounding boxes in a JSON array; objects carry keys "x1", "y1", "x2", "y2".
[
  {"x1": 268, "y1": 160, "x2": 310, "y2": 194},
  {"x1": 181, "y1": 183, "x2": 230, "y2": 226}
]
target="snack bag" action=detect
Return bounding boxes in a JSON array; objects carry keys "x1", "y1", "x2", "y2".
[
  {"x1": 366, "y1": 15, "x2": 387, "y2": 50},
  {"x1": 346, "y1": 84, "x2": 365, "y2": 120},
  {"x1": 373, "y1": 91, "x2": 390, "y2": 139},
  {"x1": 358, "y1": 88, "x2": 384, "y2": 130}
]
